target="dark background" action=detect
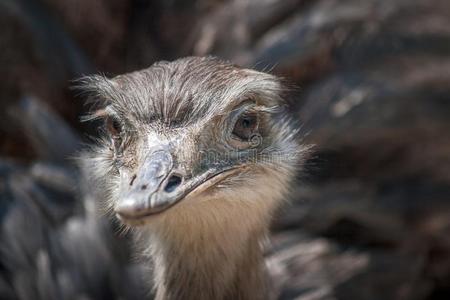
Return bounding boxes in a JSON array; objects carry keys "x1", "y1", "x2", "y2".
[{"x1": 0, "y1": 0, "x2": 449, "y2": 299}]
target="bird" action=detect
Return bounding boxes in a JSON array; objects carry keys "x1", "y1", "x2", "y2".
[{"x1": 79, "y1": 56, "x2": 308, "y2": 300}]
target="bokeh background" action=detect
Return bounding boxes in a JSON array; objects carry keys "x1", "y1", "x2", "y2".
[{"x1": 1, "y1": 0, "x2": 449, "y2": 299}]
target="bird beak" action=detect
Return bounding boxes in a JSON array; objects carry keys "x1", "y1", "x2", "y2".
[
  {"x1": 115, "y1": 149, "x2": 178, "y2": 219},
  {"x1": 115, "y1": 148, "x2": 239, "y2": 222}
]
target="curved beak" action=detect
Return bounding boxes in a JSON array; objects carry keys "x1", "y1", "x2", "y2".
[
  {"x1": 115, "y1": 150, "x2": 177, "y2": 218},
  {"x1": 115, "y1": 149, "x2": 238, "y2": 221}
]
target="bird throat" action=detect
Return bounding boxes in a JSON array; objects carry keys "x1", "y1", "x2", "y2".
[{"x1": 141, "y1": 202, "x2": 272, "y2": 300}]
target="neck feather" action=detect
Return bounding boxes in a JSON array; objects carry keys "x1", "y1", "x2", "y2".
[{"x1": 139, "y1": 201, "x2": 274, "y2": 300}]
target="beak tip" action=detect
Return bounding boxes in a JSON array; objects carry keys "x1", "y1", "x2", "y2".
[
  {"x1": 115, "y1": 197, "x2": 143, "y2": 218},
  {"x1": 115, "y1": 195, "x2": 177, "y2": 220}
]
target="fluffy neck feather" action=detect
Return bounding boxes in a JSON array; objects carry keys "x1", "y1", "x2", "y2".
[{"x1": 138, "y1": 199, "x2": 274, "y2": 300}]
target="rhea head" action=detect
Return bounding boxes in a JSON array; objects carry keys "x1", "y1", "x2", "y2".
[{"x1": 82, "y1": 57, "x2": 302, "y2": 230}]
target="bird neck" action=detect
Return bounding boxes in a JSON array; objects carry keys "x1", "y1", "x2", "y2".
[{"x1": 142, "y1": 203, "x2": 272, "y2": 300}]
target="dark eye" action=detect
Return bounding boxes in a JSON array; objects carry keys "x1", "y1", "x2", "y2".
[
  {"x1": 232, "y1": 113, "x2": 258, "y2": 140},
  {"x1": 105, "y1": 117, "x2": 122, "y2": 139}
]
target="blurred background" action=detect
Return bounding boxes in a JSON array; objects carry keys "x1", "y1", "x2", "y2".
[{"x1": 0, "y1": 0, "x2": 449, "y2": 299}]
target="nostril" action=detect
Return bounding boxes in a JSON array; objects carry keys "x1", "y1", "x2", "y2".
[
  {"x1": 164, "y1": 175, "x2": 182, "y2": 193},
  {"x1": 129, "y1": 174, "x2": 137, "y2": 186}
]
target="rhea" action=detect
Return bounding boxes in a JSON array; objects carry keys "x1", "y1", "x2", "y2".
[{"x1": 81, "y1": 57, "x2": 305, "y2": 300}]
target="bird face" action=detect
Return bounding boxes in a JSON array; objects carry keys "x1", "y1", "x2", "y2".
[{"x1": 81, "y1": 57, "x2": 302, "y2": 226}]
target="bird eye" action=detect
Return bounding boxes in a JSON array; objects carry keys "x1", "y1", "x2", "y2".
[
  {"x1": 232, "y1": 113, "x2": 258, "y2": 141},
  {"x1": 105, "y1": 117, "x2": 122, "y2": 139}
]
